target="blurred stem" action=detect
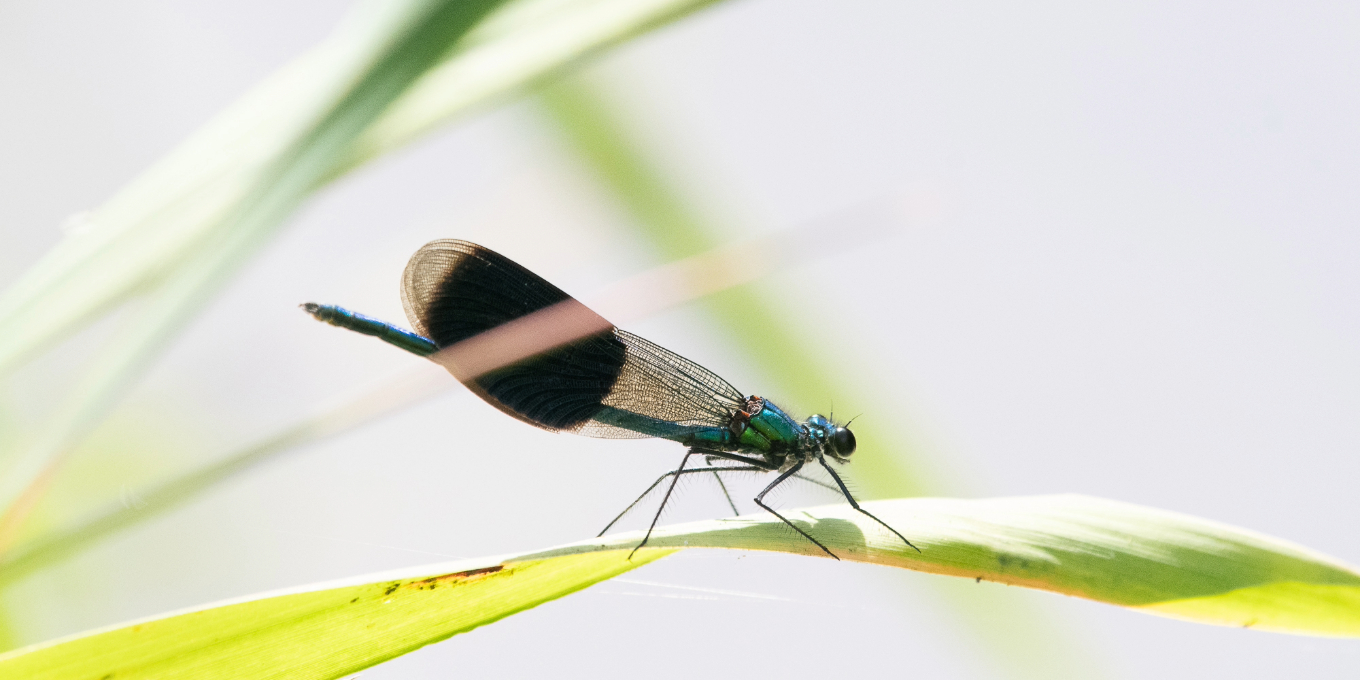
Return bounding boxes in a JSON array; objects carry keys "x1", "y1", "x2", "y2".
[
  {"x1": 535, "y1": 78, "x2": 933, "y2": 498},
  {"x1": 0, "y1": 366, "x2": 451, "y2": 589},
  {"x1": 0, "y1": 0, "x2": 511, "y2": 559},
  {"x1": 533, "y1": 76, "x2": 1106, "y2": 680},
  {"x1": 0, "y1": 605, "x2": 17, "y2": 653}
]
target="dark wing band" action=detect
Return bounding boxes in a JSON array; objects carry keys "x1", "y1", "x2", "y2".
[
  {"x1": 402, "y1": 240, "x2": 626, "y2": 432},
  {"x1": 402, "y1": 239, "x2": 746, "y2": 440}
]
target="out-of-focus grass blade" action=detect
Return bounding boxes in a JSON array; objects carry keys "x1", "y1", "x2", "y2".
[
  {"x1": 4, "y1": 496, "x2": 1354, "y2": 680},
  {"x1": 337, "y1": 0, "x2": 724, "y2": 175},
  {"x1": 0, "y1": 365, "x2": 451, "y2": 588},
  {"x1": 0, "y1": 0, "x2": 723, "y2": 380},
  {"x1": 0, "y1": 0, "x2": 433, "y2": 378},
  {"x1": 0, "y1": 0, "x2": 511, "y2": 545},
  {"x1": 0, "y1": 607, "x2": 17, "y2": 653},
  {"x1": 0, "y1": 0, "x2": 730, "y2": 550}
]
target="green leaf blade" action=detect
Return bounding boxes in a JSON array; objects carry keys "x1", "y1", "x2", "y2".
[
  {"x1": 1137, "y1": 581, "x2": 1360, "y2": 636},
  {"x1": 5, "y1": 495, "x2": 1353, "y2": 680},
  {"x1": 1, "y1": 550, "x2": 672, "y2": 680},
  {"x1": 532, "y1": 495, "x2": 1360, "y2": 636}
]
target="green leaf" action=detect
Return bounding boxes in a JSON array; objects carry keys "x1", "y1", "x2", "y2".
[
  {"x1": 3, "y1": 496, "x2": 1354, "y2": 680},
  {"x1": 586, "y1": 495, "x2": 1360, "y2": 637},
  {"x1": 0, "y1": 550, "x2": 673, "y2": 680}
]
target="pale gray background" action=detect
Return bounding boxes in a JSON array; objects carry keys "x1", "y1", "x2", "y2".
[{"x1": 1, "y1": 1, "x2": 1357, "y2": 678}]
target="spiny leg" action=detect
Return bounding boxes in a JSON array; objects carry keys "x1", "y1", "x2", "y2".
[
  {"x1": 599, "y1": 464, "x2": 764, "y2": 537},
  {"x1": 702, "y1": 461, "x2": 839, "y2": 504},
  {"x1": 693, "y1": 449, "x2": 838, "y2": 493},
  {"x1": 628, "y1": 449, "x2": 695, "y2": 560},
  {"x1": 693, "y1": 449, "x2": 778, "y2": 469},
  {"x1": 792, "y1": 473, "x2": 839, "y2": 494},
  {"x1": 753, "y1": 461, "x2": 839, "y2": 560},
  {"x1": 698, "y1": 461, "x2": 836, "y2": 514},
  {"x1": 704, "y1": 456, "x2": 740, "y2": 516},
  {"x1": 816, "y1": 455, "x2": 920, "y2": 553}
]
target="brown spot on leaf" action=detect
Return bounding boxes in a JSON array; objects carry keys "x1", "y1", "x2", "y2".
[{"x1": 403, "y1": 565, "x2": 506, "y2": 592}]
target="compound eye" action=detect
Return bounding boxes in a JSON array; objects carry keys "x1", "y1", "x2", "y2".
[{"x1": 832, "y1": 427, "x2": 856, "y2": 456}]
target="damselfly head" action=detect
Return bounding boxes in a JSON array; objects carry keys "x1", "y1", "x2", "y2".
[{"x1": 806, "y1": 414, "x2": 857, "y2": 460}]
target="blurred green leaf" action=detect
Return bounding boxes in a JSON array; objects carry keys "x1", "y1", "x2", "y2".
[
  {"x1": 0, "y1": 0, "x2": 722, "y2": 381},
  {"x1": 4, "y1": 495, "x2": 1354, "y2": 680},
  {"x1": 0, "y1": 607, "x2": 17, "y2": 653},
  {"x1": 0, "y1": 0, "x2": 726, "y2": 549},
  {"x1": 337, "y1": 0, "x2": 723, "y2": 175},
  {"x1": 0, "y1": 368, "x2": 448, "y2": 588},
  {"x1": 0, "y1": 0, "x2": 510, "y2": 542}
]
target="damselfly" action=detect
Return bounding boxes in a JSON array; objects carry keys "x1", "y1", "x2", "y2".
[{"x1": 304, "y1": 239, "x2": 915, "y2": 559}]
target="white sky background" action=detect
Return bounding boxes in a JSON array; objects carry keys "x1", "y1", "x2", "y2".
[{"x1": 1, "y1": 1, "x2": 1358, "y2": 678}]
